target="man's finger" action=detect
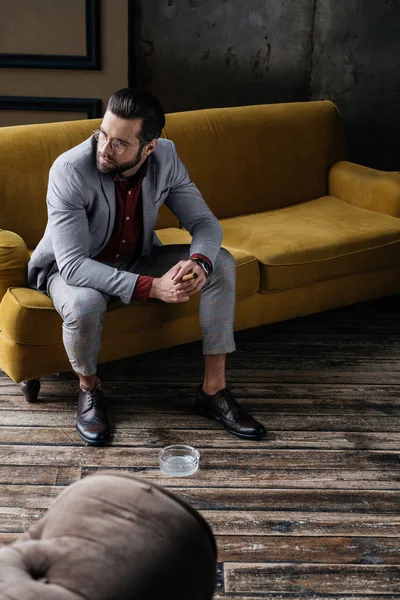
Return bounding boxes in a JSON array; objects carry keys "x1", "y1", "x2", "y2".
[
  {"x1": 172, "y1": 263, "x2": 192, "y2": 282},
  {"x1": 169, "y1": 263, "x2": 183, "y2": 280},
  {"x1": 187, "y1": 275, "x2": 207, "y2": 295},
  {"x1": 175, "y1": 278, "x2": 199, "y2": 292}
]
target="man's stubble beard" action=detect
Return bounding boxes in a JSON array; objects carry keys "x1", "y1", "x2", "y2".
[{"x1": 96, "y1": 145, "x2": 144, "y2": 176}]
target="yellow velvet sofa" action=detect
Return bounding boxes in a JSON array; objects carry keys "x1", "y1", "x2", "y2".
[{"x1": 1, "y1": 100, "x2": 400, "y2": 384}]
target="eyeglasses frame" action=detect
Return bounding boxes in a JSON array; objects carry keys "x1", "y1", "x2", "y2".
[{"x1": 93, "y1": 128, "x2": 134, "y2": 155}]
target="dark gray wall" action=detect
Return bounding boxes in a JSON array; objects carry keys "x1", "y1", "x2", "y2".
[
  {"x1": 133, "y1": 0, "x2": 400, "y2": 170},
  {"x1": 135, "y1": 0, "x2": 315, "y2": 109},
  {"x1": 311, "y1": 1, "x2": 400, "y2": 170}
]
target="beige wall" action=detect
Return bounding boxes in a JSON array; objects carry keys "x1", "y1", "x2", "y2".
[
  {"x1": 0, "y1": 0, "x2": 86, "y2": 56},
  {"x1": 0, "y1": 0, "x2": 129, "y2": 126}
]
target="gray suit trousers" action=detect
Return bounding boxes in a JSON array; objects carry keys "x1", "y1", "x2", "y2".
[{"x1": 47, "y1": 245, "x2": 236, "y2": 376}]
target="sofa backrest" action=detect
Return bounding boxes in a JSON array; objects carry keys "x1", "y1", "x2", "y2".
[
  {"x1": 0, "y1": 101, "x2": 347, "y2": 250},
  {"x1": 164, "y1": 100, "x2": 347, "y2": 220},
  {"x1": 0, "y1": 119, "x2": 177, "y2": 250}
]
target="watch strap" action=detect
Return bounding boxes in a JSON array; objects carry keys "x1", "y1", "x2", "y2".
[{"x1": 191, "y1": 257, "x2": 212, "y2": 278}]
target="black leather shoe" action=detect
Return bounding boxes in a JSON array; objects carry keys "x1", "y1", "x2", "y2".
[
  {"x1": 76, "y1": 383, "x2": 110, "y2": 446},
  {"x1": 195, "y1": 386, "x2": 266, "y2": 439},
  {"x1": 19, "y1": 378, "x2": 41, "y2": 403}
]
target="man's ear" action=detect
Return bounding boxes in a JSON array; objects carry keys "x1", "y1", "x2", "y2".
[{"x1": 144, "y1": 138, "x2": 158, "y2": 157}]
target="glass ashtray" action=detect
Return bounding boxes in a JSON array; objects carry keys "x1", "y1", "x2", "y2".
[{"x1": 158, "y1": 444, "x2": 200, "y2": 477}]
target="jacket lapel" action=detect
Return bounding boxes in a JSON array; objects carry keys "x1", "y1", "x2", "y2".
[
  {"x1": 141, "y1": 158, "x2": 157, "y2": 254},
  {"x1": 98, "y1": 171, "x2": 116, "y2": 250}
]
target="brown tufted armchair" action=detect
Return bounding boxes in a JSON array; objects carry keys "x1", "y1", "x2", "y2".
[{"x1": 0, "y1": 472, "x2": 217, "y2": 600}]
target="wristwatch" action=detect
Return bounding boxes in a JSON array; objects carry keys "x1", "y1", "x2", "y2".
[{"x1": 191, "y1": 257, "x2": 212, "y2": 278}]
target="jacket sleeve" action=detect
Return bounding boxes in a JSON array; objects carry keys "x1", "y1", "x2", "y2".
[
  {"x1": 46, "y1": 160, "x2": 138, "y2": 304},
  {"x1": 164, "y1": 142, "x2": 223, "y2": 268}
]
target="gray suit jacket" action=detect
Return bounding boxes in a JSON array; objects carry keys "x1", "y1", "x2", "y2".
[{"x1": 28, "y1": 137, "x2": 222, "y2": 304}]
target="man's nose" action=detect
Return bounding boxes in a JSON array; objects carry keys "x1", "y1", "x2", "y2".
[{"x1": 102, "y1": 138, "x2": 115, "y2": 154}]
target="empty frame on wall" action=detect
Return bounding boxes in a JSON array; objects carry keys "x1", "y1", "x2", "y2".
[{"x1": 0, "y1": 0, "x2": 101, "y2": 69}]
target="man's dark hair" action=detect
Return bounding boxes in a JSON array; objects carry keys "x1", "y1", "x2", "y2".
[{"x1": 107, "y1": 88, "x2": 166, "y2": 143}]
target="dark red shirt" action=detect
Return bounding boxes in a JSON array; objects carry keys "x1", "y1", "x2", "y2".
[{"x1": 94, "y1": 161, "x2": 152, "y2": 301}]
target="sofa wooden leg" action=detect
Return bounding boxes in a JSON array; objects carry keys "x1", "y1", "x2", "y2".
[{"x1": 19, "y1": 378, "x2": 41, "y2": 403}]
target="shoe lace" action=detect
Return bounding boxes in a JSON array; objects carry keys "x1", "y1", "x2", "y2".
[{"x1": 80, "y1": 381, "x2": 103, "y2": 412}]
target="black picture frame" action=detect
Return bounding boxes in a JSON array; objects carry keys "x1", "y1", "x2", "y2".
[
  {"x1": 0, "y1": 96, "x2": 102, "y2": 119},
  {"x1": 0, "y1": 0, "x2": 101, "y2": 70}
]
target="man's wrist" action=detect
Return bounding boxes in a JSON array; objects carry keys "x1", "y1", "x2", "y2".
[
  {"x1": 148, "y1": 277, "x2": 159, "y2": 299},
  {"x1": 191, "y1": 257, "x2": 212, "y2": 278},
  {"x1": 132, "y1": 275, "x2": 153, "y2": 301}
]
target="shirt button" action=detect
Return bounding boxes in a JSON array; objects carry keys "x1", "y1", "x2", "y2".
[
  {"x1": 126, "y1": 216, "x2": 130, "y2": 220},
  {"x1": 122, "y1": 240, "x2": 126, "y2": 243}
]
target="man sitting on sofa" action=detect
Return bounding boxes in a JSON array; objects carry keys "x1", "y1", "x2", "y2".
[{"x1": 26, "y1": 88, "x2": 266, "y2": 446}]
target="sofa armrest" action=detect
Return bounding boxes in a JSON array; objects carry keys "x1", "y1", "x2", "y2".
[
  {"x1": 0, "y1": 229, "x2": 30, "y2": 302},
  {"x1": 328, "y1": 161, "x2": 400, "y2": 217}
]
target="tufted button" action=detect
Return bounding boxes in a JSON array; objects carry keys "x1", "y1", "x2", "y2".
[{"x1": 29, "y1": 566, "x2": 49, "y2": 583}]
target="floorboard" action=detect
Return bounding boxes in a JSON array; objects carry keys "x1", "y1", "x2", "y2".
[{"x1": 1, "y1": 294, "x2": 400, "y2": 597}]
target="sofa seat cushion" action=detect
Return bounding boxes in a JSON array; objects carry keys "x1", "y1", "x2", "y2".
[
  {"x1": 220, "y1": 196, "x2": 400, "y2": 292},
  {"x1": 0, "y1": 229, "x2": 259, "y2": 345},
  {"x1": 1, "y1": 285, "x2": 206, "y2": 346}
]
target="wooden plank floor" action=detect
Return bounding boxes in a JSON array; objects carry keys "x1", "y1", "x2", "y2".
[{"x1": 1, "y1": 295, "x2": 400, "y2": 599}]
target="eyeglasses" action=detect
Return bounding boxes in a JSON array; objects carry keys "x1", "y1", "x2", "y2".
[{"x1": 93, "y1": 129, "x2": 132, "y2": 155}]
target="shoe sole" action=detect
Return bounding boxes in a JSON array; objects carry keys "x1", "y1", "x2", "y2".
[
  {"x1": 76, "y1": 426, "x2": 110, "y2": 447},
  {"x1": 195, "y1": 407, "x2": 266, "y2": 440}
]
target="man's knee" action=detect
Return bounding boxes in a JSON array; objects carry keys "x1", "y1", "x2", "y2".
[
  {"x1": 213, "y1": 248, "x2": 237, "y2": 281},
  {"x1": 62, "y1": 290, "x2": 107, "y2": 329}
]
